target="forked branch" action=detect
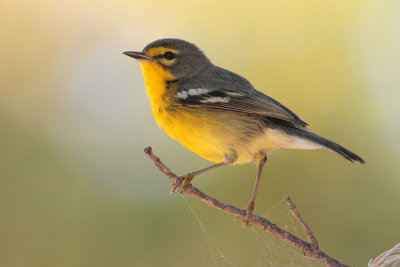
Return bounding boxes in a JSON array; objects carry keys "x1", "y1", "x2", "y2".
[
  {"x1": 285, "y1": 196, "x2": 319, "y2": 250},
  {"x1": 144, "y1": 146, "x2": 349, "y2": 267}
]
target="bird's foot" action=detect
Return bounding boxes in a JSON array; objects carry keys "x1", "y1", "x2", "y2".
[
  {"x1": 243, "y1": 201, "x2": 255, "y2": 228},
  {"x1": 171, "y1": 173, "x2": 195, "y2": 193}
]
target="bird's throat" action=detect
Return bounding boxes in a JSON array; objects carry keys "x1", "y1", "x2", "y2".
[{"x1": 140, "y1": 61, "x2": 176, "y2": 126}]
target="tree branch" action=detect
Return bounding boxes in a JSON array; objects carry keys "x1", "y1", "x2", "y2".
[
  {"x1": 285, "y1": 196, "x2": 319, "y2": 250},
  {"x1": 144, "y1": 146, "x2": 349, "y2": 267}
]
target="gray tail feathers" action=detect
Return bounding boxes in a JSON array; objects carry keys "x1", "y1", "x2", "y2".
[{"x1": 295, "y1": 129, "x2": 365, "y2": 164}]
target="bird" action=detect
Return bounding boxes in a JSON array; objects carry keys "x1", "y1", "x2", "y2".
[{"x1": 123, "y1": 38, "x2": 364, "y2": 225}]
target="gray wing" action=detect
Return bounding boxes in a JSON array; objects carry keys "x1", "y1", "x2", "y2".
[{"x1": 175, "y1": 66, "x2": 308, "y2": 127}]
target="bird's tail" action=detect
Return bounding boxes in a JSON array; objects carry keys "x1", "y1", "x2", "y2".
[{"x1": 295, "y1": 129, "x2": 365, "y2": 164}]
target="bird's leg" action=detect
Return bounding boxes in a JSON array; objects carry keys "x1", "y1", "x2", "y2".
[
  {"x1": 172, "y1": 162, "x2": 226, "y2": 193},
  {"x1": 243, "y1": 154, "x2": 268, "y2": 227}
]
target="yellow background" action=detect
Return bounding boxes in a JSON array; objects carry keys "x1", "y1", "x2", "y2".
[{"x1": 1, "y1": 0, "x2": 399, "y2": 266}]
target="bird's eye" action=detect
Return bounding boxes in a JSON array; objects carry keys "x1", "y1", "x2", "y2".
[{"x1": 164, "y1": 51, "x2": 175, "y2": 60}]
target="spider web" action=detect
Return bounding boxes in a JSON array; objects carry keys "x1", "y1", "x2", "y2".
[
  {"x1": 249, "y1": 199, "x2": 318, "y2": 267},
  {"x1": 181, "y1": 195, "x2": 236, "y2": 266},
  {"x1": 181, "y1": 195, "x2": 319, "y2": 267}
]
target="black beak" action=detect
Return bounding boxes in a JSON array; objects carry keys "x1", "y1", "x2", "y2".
[{"x1": 123, "y1": 51, "x2": 155, "y2": 61}]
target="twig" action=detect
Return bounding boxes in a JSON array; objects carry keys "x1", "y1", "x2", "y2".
[
  {"x1": 144, "y1": 146, "x2": 349, "y2": 267},
  {"x1": 285, "y1": 196, "x2": 319, "y2": 250}
]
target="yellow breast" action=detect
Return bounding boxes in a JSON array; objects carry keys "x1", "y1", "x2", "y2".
[
  {"x1": 140, "y1": 61, "x2": 233, "y2": 162},
  {"x1": 140, "y1": 61, "x2": 175, "y2": 123}
]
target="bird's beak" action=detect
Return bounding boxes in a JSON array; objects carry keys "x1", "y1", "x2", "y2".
[{"x1": 123, "y1": 51, "x2": 155, "y2": 61}]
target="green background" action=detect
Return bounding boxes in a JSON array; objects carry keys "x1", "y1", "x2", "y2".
[{"x1": 1, "y1": 0, "x2": 399, "y2": 266}]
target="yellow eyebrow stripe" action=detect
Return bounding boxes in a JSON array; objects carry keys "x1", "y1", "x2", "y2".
[{"x1": 146, "y1": 47, "x2": 178, "y2": 57}]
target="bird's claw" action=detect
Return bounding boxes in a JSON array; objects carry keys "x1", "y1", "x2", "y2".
[
  {"x1": 243, "y1": 201, "x2": 255, "y2": 228},
  {"x1": 171, "y1": 173, "x2": 195, "y2": 193}
]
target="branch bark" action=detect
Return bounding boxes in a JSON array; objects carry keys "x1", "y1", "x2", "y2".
[
  {"x1": 144, "y1": 146, "x2": 349, "y2": 267},
  {"x1": 285, "y1": 196, "x2": 319, "y2": 250}
]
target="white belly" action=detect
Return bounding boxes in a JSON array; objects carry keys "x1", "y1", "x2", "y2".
[{"x1": 235, "y1": 128, "x2": 321, "y2": 163}]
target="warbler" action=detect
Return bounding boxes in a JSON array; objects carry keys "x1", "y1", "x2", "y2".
[{"x1": 124, "y1": 38, "x2": 364, "y2": 224}]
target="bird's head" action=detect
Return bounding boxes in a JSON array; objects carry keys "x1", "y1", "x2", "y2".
[{"x1": 124, "y1": 38, "x2": 211, "y2": 80}]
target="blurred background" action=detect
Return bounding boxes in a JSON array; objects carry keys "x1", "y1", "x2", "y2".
[{"x1": 1, "y1": 0, "x2": 399, "y2": 266}]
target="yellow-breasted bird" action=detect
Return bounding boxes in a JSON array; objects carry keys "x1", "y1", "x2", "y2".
[{"x1": 124, "y1": 38, "x2": 364, "y2": 224}]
